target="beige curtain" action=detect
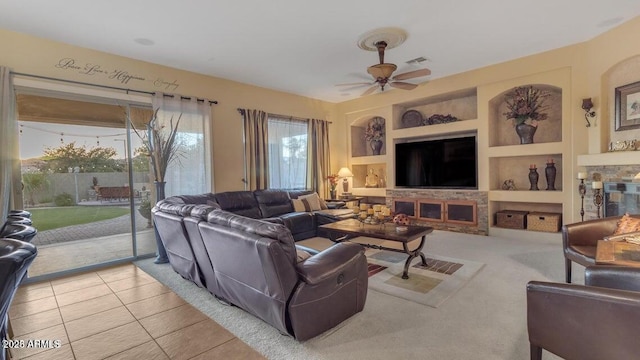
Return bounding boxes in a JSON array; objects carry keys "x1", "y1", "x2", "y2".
[
  {"x1": 0, "y1": 67, "x2": 18, "y2": 220},
  {"x1": 242, "y1": 109, "x2": 269, "y2": 190},
  {"x1": 152, "y1": 93, "x2": 213, "y2": 197},
  {"x1": 308, "y1": 118, "x2": 331, "y2": 197}
]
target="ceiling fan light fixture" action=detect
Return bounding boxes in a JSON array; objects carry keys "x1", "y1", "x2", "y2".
[{"x1": 367, "y1": 63, "x2": 397, "y2": 79}]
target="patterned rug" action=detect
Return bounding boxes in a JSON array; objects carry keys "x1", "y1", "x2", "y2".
[{"x1": 366, "y1": 249, "x2": 485, "y2": 308}]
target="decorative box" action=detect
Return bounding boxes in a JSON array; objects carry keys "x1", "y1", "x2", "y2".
[
  {"x1": 496, "y1": 210, "x2": 529, "y2": 229},
  {"x1": 526, "y1": 212, "x2": 562, "y2": 232}
]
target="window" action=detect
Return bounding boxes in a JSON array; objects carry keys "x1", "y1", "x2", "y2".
[{"x1": 268, "y1": 116, "x2": 308, "y2": 189}]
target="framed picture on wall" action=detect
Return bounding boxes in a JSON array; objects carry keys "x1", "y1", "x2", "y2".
[{"x1": 615, "y1": 80, "x2": 640, "y2": 131}]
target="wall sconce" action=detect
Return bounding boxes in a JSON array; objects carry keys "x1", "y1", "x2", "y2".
[{"x1": 582, "y1": 98, "x2": 596, "y2": 127}]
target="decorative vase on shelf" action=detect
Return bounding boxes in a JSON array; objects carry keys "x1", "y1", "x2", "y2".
[
  {"x1": 528, "y1": 167, "x2": 539, "y2": 191},
  {"x1": 370, "y1": 140, "x2": 383, "y2": 155},
  {"x1": 329, "y1": 189, "x2": 337, "y2": 200},
  {"x1": 515, "y1": 123, "x2": 537, "y2": 144},
  {"x1": 545, "y1": 160, "x2": 556, "y2": 191}
]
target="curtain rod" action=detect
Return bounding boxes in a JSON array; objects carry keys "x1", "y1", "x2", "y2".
[
  {"x1": 237, "y1": 108, "x2": 332, "y2": 123},
  {"x1": 11, "y1": 72, "x2": 218, "y2": 105}
]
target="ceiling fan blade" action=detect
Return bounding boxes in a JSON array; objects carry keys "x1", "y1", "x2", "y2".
[
  {"x1": 362, "y1": 85, "x2": 379, "y2": 96},
  {"x1": 392, "y1": 68, "x2": 431, "y2": 81},
  {"x1": 389, "y1": 81, "x2": 418, "y2": 90}
]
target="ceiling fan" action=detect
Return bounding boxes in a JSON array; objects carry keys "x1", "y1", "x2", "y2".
[{"x1": 338, "y1": 40, "x2": 431, "y2": 96}]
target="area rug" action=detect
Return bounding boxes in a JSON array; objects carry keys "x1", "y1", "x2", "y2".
[{"x1": 365, "y1": 249, "x2": 484, "y2": 308}]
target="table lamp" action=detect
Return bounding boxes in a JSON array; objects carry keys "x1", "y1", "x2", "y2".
[{"x1": 338, "y1": 167, "x2": 354, "y2": 197}]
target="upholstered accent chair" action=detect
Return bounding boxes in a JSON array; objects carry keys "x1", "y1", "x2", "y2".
[{"x1": 527, "y1": 266, "x2": 640, "y2": 360}]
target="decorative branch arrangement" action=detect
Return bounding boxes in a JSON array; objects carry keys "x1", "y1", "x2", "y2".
[{"x1": 130, "y1": 109, "x2": 183, "y2": 182}]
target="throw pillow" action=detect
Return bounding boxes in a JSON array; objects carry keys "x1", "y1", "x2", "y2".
[
  {"x1": 613, "y1": 213, "x2": 640, "y2": 235},
  {"x1": 299, "y1": 193, "x2": 322, "y2": 211},
  {"x1": 318, "y1": 197, "x2": 329, "y2": 210},
  {"x1": 291, "y1": 199, "x2": 307, "y2": 212}
]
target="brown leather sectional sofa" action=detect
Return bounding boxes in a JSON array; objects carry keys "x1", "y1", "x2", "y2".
[{"x1": 152, "y1": 189, "x2": 368, "y2": 341}]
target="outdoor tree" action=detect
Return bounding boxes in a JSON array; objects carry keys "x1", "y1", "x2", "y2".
[
  {"x1": 40, "y1": 142, "x2": 121, "y2": 173},
  {"x1": 22, "y1": 172, "x2": 50, "y2": 206},
  {"x1": 132, "y1": 145, "x2": 151, "y2": 172}
]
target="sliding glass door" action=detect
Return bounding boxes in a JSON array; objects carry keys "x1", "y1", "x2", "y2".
[{"x1": 16, "y1": 90, "x2": 156, "y2": 279}]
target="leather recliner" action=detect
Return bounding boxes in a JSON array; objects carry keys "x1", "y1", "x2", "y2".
[
  {"x1": 198, "y1": 210, "x2": 368, "y2": 341},
  {"x1": 0, "y1": 239, "x2": 38, "y2": 360},
  {"x1": 0, "y1": 224, "x2": 37, "y2": 243},
  {"x1": 527, "y1": 266, "x2": 640, "y2": 360},
  {"x1": 152, "y1": 194, "x2": 219, "y2": 288}
]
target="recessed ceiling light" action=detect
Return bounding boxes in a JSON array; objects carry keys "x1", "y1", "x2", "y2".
[
  {"x1": 134, "y1": 38, "x2": 155, "y2": 46},
  {"x1": 597, "y1": 17, "x2": 624, "y2": 28}
]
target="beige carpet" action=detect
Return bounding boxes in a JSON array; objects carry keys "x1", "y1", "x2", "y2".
[
  {"x1": 138, "y1": 231, "x2": 573, "y2": 360},
  {"x1": 366, "y1": 249, "x2": 484, "y2": 307}
]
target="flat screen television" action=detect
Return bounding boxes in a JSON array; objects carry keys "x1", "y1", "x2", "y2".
[{"x1": 395, "y1": 135, "x2": 477, "y2": 189}]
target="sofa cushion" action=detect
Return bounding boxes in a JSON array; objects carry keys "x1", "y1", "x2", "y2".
[
  {"x1": 254, "y1": 189, "x2": 294, "y2": 218},
  {"x1": 279, "y1": 212, "x2": 316, "y2": 237},
  {"x1": 206, "y1": 210, "x2": 297, "y2": 263},
  {"x1": 153, "y1": 196, "x2": 196, "y2": 217},
  {"x1": 213, "y1": 191, "x2": 262, "y2": 219}
]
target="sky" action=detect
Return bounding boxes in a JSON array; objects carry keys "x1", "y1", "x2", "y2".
[{"x1": 19, "y1": 121, "x2": 143, "y2": 160}]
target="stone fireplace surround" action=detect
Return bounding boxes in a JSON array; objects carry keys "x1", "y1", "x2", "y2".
[
  {"x1": 386, "y1": 189, "x2": 488, "y2": 235},
  {"x1": 578, "y1": 153, "x2": 640, "y2": 220}
]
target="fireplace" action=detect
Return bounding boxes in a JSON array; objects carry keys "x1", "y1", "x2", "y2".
[{"x1": 604, "y1": 182, "x2": 640, "y2": 217}]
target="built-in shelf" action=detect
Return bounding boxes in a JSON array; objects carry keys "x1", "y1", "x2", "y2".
[
  {"x1": 577, "y1": 152, "x2": 640, "y2": 166},
  {"x1": 489, "y1": 227, "x2": 561, "y2": 241},
  {"x1": 486, "y1": 142, "x2": 564, "y2": 158},
  {"x1": 352, "y1": 187, "x2": 386, "y2": 197},
  {"x1": 391, "y1": 119, "x2": 479, "y2": 140},
  {"x1": 489, "y1": 190, "x2": 563, "y2": 203}
]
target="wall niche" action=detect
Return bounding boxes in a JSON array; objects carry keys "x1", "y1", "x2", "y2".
[
  {"x1": 351, "y1": 116, "x2": 387, "y2": 157},
  {"x1": 488, "y1": 84, "x2": 562, "y2": 147}
]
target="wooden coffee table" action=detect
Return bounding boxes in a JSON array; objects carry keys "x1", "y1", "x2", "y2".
[
  {"x1": 595, "y1": 240, "x2": 640, "y2": 267},
  {"x1": 320, "y1": 218, "x2": 434, "y2": 279}
]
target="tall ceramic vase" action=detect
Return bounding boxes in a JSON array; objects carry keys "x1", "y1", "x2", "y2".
[
  {"x1": 545, "y1": 161, "x2": 556, "y2": 191},
  {"x1": 370, "y1": 140, "x2": 383, "y2": 155},
  {"x1": 153, "y1": 181, "x2": 169, "y2": 264},
  {"x1": 515, "y1": 123, "x2": 537, "y2": 144},
  {"x1": 528, "y1": 168, "x2": 539, "y2": 191}
]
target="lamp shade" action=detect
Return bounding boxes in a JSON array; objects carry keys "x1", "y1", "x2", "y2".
[{"x1": 338, "y1": 167, "x2": 354, "y2": 177}]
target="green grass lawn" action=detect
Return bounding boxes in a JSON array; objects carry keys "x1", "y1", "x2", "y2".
[{"x1": 28, "y1": 206, "x2": 130, "y2": 231}]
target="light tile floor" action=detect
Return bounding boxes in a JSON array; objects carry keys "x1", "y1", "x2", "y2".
[{"x1": 8, "y1": 264, "x2": 265, "y2": 360}]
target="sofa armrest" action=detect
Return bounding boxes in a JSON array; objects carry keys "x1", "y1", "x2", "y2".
[
  {"x1": 295, "y1": 242, "x2": 364, "y2": 285},
  {"x1": 527, "y1": 281, "x2": 640, "y2": 360},
  {"x1": 261, "y1": 217, "x2": 284, "y2": 225},
  {"x1": 585, "y1": 265, "x2": 640, "y2": 292}
]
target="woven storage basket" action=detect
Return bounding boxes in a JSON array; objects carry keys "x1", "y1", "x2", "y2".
[
  {"x1": 496, "y1": 210, "x2": 528, "y2": 229},
  {"x1": 526, "y1": 212, "x2": 562, "y2": 232}
]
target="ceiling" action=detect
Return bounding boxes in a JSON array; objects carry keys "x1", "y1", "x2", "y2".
[{"x1": 1, "y1": 1, "x2": 640, "y2": 103}]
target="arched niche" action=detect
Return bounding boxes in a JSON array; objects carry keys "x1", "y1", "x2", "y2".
[
  {"x1": 602, "y1": 54, "x2": 640, "y2": 147},
  {"x1": 350, "y1": 115, "x2": 387, "y2": 157},
  {"x1": 488, "y1": 84, "x2": 562, "y2": 147}
]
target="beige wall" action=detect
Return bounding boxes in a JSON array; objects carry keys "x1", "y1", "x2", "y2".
[
  {"x1": 0, "y1": 28, "x2": 338, "y2": 192},
  {"x1": 2, "y1": 16, "x2": 639, "y2": 202}
]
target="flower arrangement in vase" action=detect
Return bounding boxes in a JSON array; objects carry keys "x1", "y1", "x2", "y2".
[
  {"x1": 326, "y1": 174, "x2": 339, "y2": 199},
  {"x1": 503, "y1": 86, "x2": 551, "y2": 144},
  {"x1": 364, "y1": 117, "x2": 385, "y2": 155}
]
